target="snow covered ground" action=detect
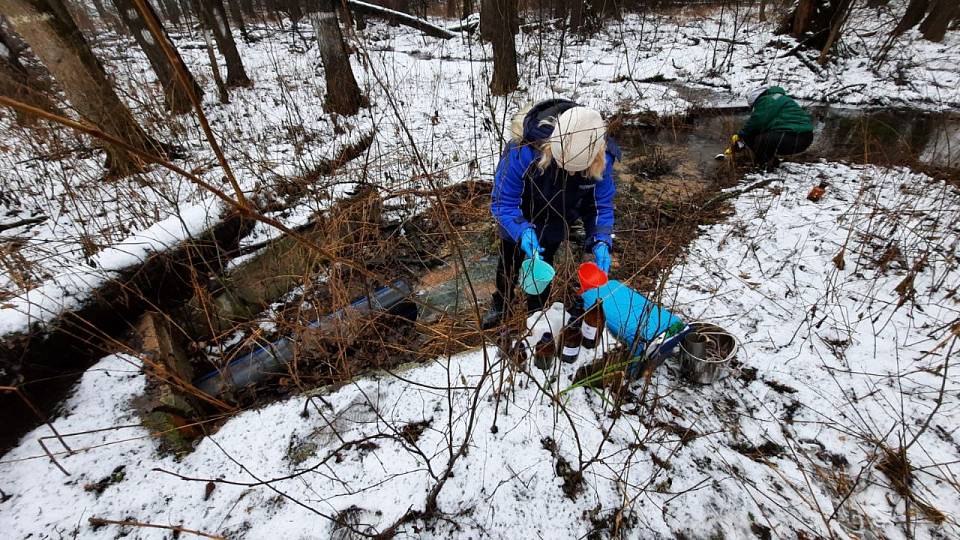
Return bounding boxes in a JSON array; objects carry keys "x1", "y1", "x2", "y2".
[
  {"x1": 3, "y1": 1, "x2": 958, "y2": 337},
  {"x1": 2, "y1": 161, "x2": 957, "y2": 539}
]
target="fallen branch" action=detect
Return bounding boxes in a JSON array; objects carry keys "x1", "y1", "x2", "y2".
[
  {"x1": 700, "y1": 35, "x2": 750, "y2": 46},
  {"x1": 0, "y1": 216, "x2": 47, "y2": 233},
  {"x1": 346, "y1": 1, "x2": 457, "y2": 39},
  {"x1": 700, "y1": 177, "x2": 780, "y2": 211},
  {"x1": 88, "y1": 517, "x2": 224, "y2": 539}
]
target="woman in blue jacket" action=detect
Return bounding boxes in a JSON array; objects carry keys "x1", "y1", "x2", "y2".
[{"x1": 482, "y1": 99, "x2": 620, "y2": 329}]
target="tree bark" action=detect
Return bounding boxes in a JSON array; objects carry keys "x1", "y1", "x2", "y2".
[
  {"x1": 488, "y1": 0, "x2": 517, "y2": 95},
  {"x1": 238, "y1": 0, "x2": 255, "y2": 17},
  {"x1": 1, "y1": 0, "x2": 163, "y2": 174},
  {"x1": 159, "y1": 0, "x2": 182, "y2": 25},
  {"x1": 0, "y1": 23, "x2": 60, "y2": 123},
  {"x1": 307, "y1": 0, "x2": 362, "y2": 115},
  {"x1": 461, "y1": 0, "x2": 472, "y2": 20},
  {"x1": 112, "y1": 0, "x2": 200, "y2": 113},
  {"x1": 480, "y1": 0, "x2": 493, "y2": 40},
  {"x1": 225, "y1": 0, "x2": 250, "y2": 41},
  {"x1": 570, "y1": 0, "x2": 598, "y2": 34},
  {"x1": 285, "y1": 0, "x2": 304, "y2": 22},
  {"x1": 919, "y1": 0, "x2": 958, "y2": 42},
  {"x1": 893, "y1": 0, "x2": 929, "y2": 36},
  {"x1": 193, "y1": 0, "x2": 251, "y2": 87},
  {"x1": 791, "y1": 0, "x2": 817, "y2": 37}
]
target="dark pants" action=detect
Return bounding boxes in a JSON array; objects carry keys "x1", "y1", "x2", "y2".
[
  {"x1": 495, "y1": 236, "x2": 572, "y2": 314},
  {"x1": 747, "y1": 130, "x2": 813, "y2": 167}
]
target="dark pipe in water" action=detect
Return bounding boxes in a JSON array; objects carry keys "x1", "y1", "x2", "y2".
[{"x1": 194, "y1": 280, "x2": 414, "y2": 396}]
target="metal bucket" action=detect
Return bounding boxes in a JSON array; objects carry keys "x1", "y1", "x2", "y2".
[{"x1": 679, "y1": 322, "x2": 738, "y2": 384}]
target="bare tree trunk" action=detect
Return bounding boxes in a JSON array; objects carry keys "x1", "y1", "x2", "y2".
[
  {"x1": 919, "y1": 0, "x2": 958, "y2": 42},
  {"x1": 791, "y1": 0, "x2": 816, "y2": 36},
  {"x1": 480, "y1": 0, "x2": 494, "y2": 40},
  {"x1": 238, "y1": 0, "x2": 255, "y2": 17},
  {"x1": 553, "y1": 0, "x2": 567, "y2": 22},
  {"x1": 160, "y1": 0, "x2": 182, "y2": 25},
  {"x1": 446, "y1": 0, "x2": 457, "y2": 19},
  {"x1": 817, "y1": 0, "x2": 854, "y2": 64},
  {"x1": 0, "y1": 22, "x2": 60, "y2": 123},
  {"x1": 488, "y1": 0, "x2": 517, "y2": 95},
  {"x1": 225, "y1": 0, "x2": 250, "y2": 41},
  {"x1": 461, "y1": 0, "x2": 472, "y2": 20},
  {"x1": 112, "y1": 0, "x2": 200, "y2": 113},
  {"x1": 285, "y1": 0, "x2": 304, "y2": 22},
  {"x1": 193, "y1": 0, "x2": 251, "y2": 87},
  {"x1": 307, "y1": 0, "x2": 362, "y2": 115},
  {"x1": 203, "y1": 26, "x2": 229, "y2": 103},
  {"x1": 758, "y1": 0, "x2": 768, "y2": 22},
  {"x1": 893, "y1": 0, "x2": 929, "y2": 36},
  {"x1": 1, "y1": 0, "x2": 163, "y2": 174}
]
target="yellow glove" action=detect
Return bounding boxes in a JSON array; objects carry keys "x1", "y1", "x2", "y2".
[{"x1": 730, "y1": 134, "x2": 739, "y2": 144}]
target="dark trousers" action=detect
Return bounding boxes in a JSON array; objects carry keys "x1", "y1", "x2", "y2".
[
  {"x1": 747, "y1": 130, "x2": 813, "y2": 167},
  {"x1": 495, "y1": 236, "x2": 563, "y2": 314}
]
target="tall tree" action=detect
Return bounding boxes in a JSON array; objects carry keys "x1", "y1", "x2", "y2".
[
  {"x1": 238, "y1": 0, "x2": 255, "y2": 17},
  {"x1": 487, "y1": 0, "x2": 518, "y2": 95},
  {"x1": 1, "y1": 0, "x2": 164, "y2": 173},
  {"x1": 112, "y1": 0, "x2": 201, "y2": 113},
  {"x1": 570, "y1": 0, "x2": 599, "y2": 34},
  {"x1": 0, "y1": 20, "x2": 60, "y2": 123},
  {"x1": 193, "y1": 0, "x2": 251, "y2": 87},
  {"x1": 306, "y1": 0, "x2": 362, "y2": 115},
  {"x1": 918, "y1": 0, "x2": 959, "y2": 42},
  {"x1": 158, "y1": 0, "x2": 182, "y2": 25},
  {"x1": 892, "y1": 0, "x2": 930, "y2": 36},
  {"x1": 224, "y1": 0, "x2": 250, "y2": 41}
]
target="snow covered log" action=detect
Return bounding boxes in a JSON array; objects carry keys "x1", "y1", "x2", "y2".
[{"x1": 345, "y1": 0, "x2": 458, "y2": 40}]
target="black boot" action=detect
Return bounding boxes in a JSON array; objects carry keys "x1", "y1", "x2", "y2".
[{"x1": 481, "y1": 294, "x2": 507, "y2": 329}]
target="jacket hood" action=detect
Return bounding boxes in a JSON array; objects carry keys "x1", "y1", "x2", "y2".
[
  {"x1": 510, "y1": 99, "x2": 578, "y2": 142},
  {"x1": 509, "y1": 99, "x2": 622, "y2": 162}
]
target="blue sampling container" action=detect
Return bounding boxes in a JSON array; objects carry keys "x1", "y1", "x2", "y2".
[{"x1": 581, "y1": 279, "x2": 689, "y2": 375}]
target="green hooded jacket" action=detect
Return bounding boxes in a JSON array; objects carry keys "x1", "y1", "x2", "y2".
[{"x1": 737, "y1": 87, "x2": 813, "y2": 140}]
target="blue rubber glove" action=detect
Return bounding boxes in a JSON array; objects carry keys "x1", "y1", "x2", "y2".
[
  {"x1": 592, "y1": 242, "x2": 611, "y2": 273},
  {"x1": 519, "y1": 228, "x2": 543, "y2": 259}
]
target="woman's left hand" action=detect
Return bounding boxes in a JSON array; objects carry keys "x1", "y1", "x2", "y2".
[{"x1": 592, "y1": 242, "x2": 611, "y2": 273}]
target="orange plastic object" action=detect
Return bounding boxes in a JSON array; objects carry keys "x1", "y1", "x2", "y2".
[
  {"x1": 807, "y1": 185, "x2": 826, "y2": 202},
  {"x1": 578, "y1": 262, "x2": 609, "y2": 294}
]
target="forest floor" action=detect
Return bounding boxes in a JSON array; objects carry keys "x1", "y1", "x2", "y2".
[{"x1": 1, "y1": 2, "x2": 959, "y2": 539}]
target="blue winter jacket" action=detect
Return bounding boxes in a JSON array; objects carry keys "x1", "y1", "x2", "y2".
[{"x1": 491, "y1": 99, "x2": 620, "y2": 248}]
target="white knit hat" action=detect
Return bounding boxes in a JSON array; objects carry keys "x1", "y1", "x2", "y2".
[
  {"x1": 549, "y1": 107, "x2": 606, "y2": 173},
  {"x1": 747, "y1": 87, "x2": 767, "y2": 106}
]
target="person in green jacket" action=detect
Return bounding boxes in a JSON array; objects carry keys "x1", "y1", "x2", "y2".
[{"x1": 732, "y1": 86, "x2": 814, "y2": 169}]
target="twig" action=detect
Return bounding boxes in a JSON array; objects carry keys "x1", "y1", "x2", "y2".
[{"x1": 87, "y1": 517, "x2": 224, "y2": 539}]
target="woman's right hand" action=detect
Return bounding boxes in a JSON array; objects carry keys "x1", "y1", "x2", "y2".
[{"x1": 519, "y1": 228, "x2": 544, "y2": 259}]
